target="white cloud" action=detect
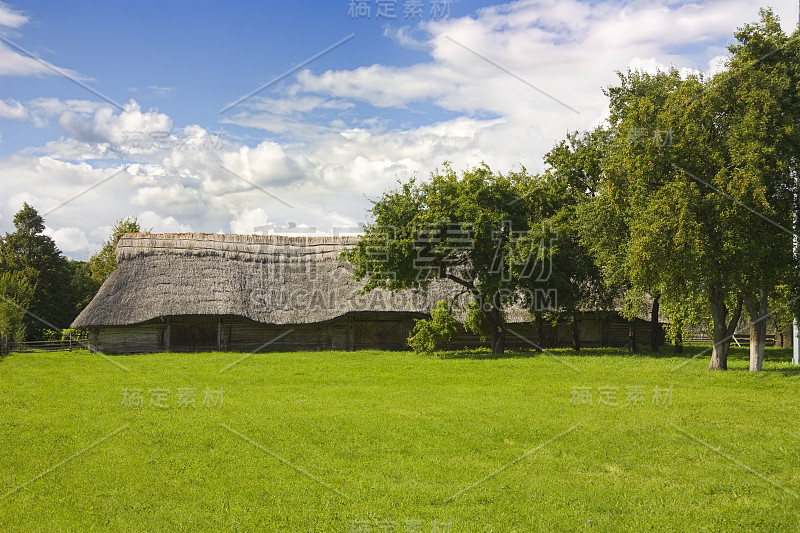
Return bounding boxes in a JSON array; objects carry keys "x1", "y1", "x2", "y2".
[
  {"x1": 0, "y1": 98, "x2": 27, "y2": 120},
  {"x1": 296, "y1": 0, "x2": 770, "y2": 121},
  {"x1": 297, "y1": 63, "x2": 453, "y2": 109},
  {"x1": 708, "y1": 54, "x2": 729, "y2": 77},
  {"x1": 57, "y1": 100, "x2": 172, "y2": 148},
  {"x1": 0, "y1": 5, "x2": 88, "y2": 79},
  {"x1": 147, "y1": 86, "x2": 174, "y2": 97},
  {"x1": 383, "y1": 26, "x2": 430, "y2": 50},
  {"x1": 0, "y1": 2, "x2": 28, "y2": 28},
  {"x1": 131, "y1": 181, "x2": 204, "y2": 215},
  {"x1": 220, "y1": 96, "x2": 350, "y2": 138},
  {"x1": 627, "y1": 56, "x2": 670, "y2": 75},
  {"x1": 0, "y1": 0, "x2": 787, "y2": 261},
  {"x1": 137, "y1": 211, "x2": 193, "y2": 234},
  {"x1": 29, "y1": 98, "x2": 104, "y2": 116},
  {"x1": 219, "y1": 141, "x2": 306, "y2": 187},
  {"x1": 43, "y1": 226, "x2": 91, "y2": 256},
  {"x1": 230, "y1": 207, "x2": 270, "y2": 234}
]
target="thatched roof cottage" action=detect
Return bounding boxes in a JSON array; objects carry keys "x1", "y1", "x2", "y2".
[{"x1": 72, "y1": 233, "x2": 657, "y2": 354}]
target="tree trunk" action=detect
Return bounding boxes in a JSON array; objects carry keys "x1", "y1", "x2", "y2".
[
  {"x1": 628, "y1": 321, "x2": 637, "y2": 353},
  {"x1": 571, "y1": 312, "x2": 581, "y2": 351},
  {"x1": 487, "y1": 306, "x2": 505, "y2": 356},
  {"x1": 748, "y1": 288, "x2": 768, "y2": 372},
  {"x1": 674, "y1": 328, "x2": 683, "y2": 354},
  {"x1": 650, "y1": 297, "x2": 660, "y2": 352},
  {"x1": 535, "y1": 313, "x2": 545, "y2": 347},
  {"x1": 708, "y1": 285, "x2": 743, "y2": 371},
  {"x1": 491, "y1": 326, "x2": 506, "y2": 355}
]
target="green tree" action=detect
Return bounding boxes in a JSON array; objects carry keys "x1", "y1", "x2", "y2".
[
  {"x1": 601, "y1": 67, "x2": 747, "y2": 370},
  {"x1": 68, "y1": 260, "x2": 101, "y2": 316},
  {"x1": 542, "y1": 129, "x2": 623, "y2": 350},
  {"x1": 88, "y1": 217, "x2": 142, "y2": 284},
  {"x1": 585, "y1": 9, "x2": 798, "y2": 370},
  {"x1": 0, "y1": 203, "x2": 72, "y2": 339},
  {"x1": 554, "y1": 127, "x2": 673, "y2": 353},
  {"x1": 407, "y1": 300, "x2": 458, "y2": 354},
  {"x1": 344, "y1": 163, "x2": 548, "y2": 355},
  {"x1": 0, "y1": 271, "x2": 34, "y2": 349},
  {"x1": 713, "y1": 10, "x2": 799, "y2": 370}
]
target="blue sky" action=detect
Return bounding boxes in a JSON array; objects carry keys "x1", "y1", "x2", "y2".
[{"x1": 1, "y1": 0, "x2": 798, "y2": 259}]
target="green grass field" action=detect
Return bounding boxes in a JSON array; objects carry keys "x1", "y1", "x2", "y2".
[{"x1": 1, "y1": 346, "x2": 799, "y2": 532}]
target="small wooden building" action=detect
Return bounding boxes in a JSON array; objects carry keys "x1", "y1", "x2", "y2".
[{"x1": 72, "y1": 233, "x2": 658, "y2": 354}]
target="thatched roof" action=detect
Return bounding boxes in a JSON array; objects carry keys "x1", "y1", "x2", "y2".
[{"x1": 72, "y1": 233, "x2": 469, "y2": 328}]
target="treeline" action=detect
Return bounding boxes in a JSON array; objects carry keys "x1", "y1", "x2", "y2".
[
  {"x1": 0, "y1": 203, "x2": 140, "y2": 347},
  {"x1": 345, "y1": 9, "x2": 799, "y2": 371}
]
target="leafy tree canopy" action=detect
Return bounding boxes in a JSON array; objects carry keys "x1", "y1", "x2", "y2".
[
  {"x1": 88, "y1": 217, "x2": 143, "y2": 284},
  {"x1": 0, "y1": 203, "x2": 72, "y2": 339}
]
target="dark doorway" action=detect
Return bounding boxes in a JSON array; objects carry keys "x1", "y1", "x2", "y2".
[{"x1": 170, "y1": 322, "x2": 218, "y2": 352}]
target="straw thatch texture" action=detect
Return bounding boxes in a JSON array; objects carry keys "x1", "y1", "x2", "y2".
[{"x1": 72, "y1": 233, "x2": 466, "y2": 328}]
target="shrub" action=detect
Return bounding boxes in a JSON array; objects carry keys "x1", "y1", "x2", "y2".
[
  {"x1": 408, "y1": 300, "x2": 458, "y2": 354},
  {"x1": 60, "y1": 328, "x2": 85, "y2": 340}
]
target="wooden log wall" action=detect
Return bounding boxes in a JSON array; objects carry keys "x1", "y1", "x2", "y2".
[{"x1": 91, "y1": 312, "x2": 665, "y2": 354}]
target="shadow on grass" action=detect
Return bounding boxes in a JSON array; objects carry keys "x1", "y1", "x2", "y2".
[
  {"x1": 437, "y1": 347, "x2": 540, "y2": 360},
  {"x1": 436, "y1": 345, "x2": 800, "y2": 368},
  {"x1": 438, "y1": 345, "x2": 702, "y2": 360}
]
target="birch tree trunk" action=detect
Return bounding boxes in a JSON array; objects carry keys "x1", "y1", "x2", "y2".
[{"x1": 748, "y1": 288, "x2": 768, "y2": 371}]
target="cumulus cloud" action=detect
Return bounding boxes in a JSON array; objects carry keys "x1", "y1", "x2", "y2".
[
  {"x1": 137, "y1": 211, "x2": 193, "y2": 234},
  {"x1": 0, "y1": 2, "x2": 28, "y2": 28},
  {"x1": 229, "y1": 207, "x2": 270, "y2": 234},
  {"x1": 0, "y1": 98, "x2": 26, "y2": 120},
  {"x1": 708, "y1": 54, "x2": 730, "y2": 77},
  {"x1": 221, "y1": 141, "x2": 307, "y2": 187},
  {"x1": 56, "y1": 100, "x2": 172, "y2": 149},
  {"x1": 43, "y1": 226, "x2": 91, "y2": 256},
  {"x1": 1, "y1": 0, "x2": 785, "y2": 261}
]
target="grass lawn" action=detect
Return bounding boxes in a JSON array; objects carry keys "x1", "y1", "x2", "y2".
[{"x1": 1, "y1": 345, "x2": 799, "y2": 532}]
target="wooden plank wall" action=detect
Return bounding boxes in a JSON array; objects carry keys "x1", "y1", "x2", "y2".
[
  {"x1": 95, "y1": 321, "x2": 165, "y2": 354},
  {"x1": 92, "y1": 312, "x2": 665, "y2": 354},
  {"x1": 224, "y1": 312, "x2": 415, "y2": 352},
  {"x1": 448, "y1": 315, "x2": 660, "y2": 350}
]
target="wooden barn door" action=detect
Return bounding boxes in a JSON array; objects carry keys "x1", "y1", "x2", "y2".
[
  {"x1": 170, "y1": 321, "x2": 218, "y2": 352},
  {"x1": 353, "y1": 317, "x2": 405, "y2": 350}
]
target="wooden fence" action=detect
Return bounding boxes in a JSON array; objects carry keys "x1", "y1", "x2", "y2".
[
  {"x1": 684, "y1": 332, "x2": 776, "y2": 347},
  {"x1": 8, "y1": 337, "x2": 89, "y2": 353}
]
